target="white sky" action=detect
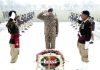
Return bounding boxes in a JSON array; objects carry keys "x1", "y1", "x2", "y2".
[{"x1": 2, "y1": 0, "x2": 100, "y2": 5}]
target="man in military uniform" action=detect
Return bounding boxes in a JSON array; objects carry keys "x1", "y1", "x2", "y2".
[
  {"x1": 37, "y1": 8, "x2": 58, "y2": 49},
  {"x1": 6, "y1": 11, "x2": 20, "y2": 63},
  {"x1": 77, "y1": 10, "x2": 92, "y2": 62}
]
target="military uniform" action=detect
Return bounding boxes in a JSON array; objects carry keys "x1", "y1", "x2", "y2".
[
  {"x1": 37, "y1": 12, "x2": 58, "y2": 49},
  {"x1": 6, "y1": 18, "x2": 20, "y2": 63},
  {"x1": 77, "y1": 19, "x2": 91, "y2": 62}
]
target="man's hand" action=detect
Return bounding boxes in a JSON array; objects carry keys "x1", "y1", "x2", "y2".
[
  {"x1": 78, "y1": 32, "x2": 82, "y2": 37},
  {"x1": 56, "y1": 33, "x2": 58, "y2": 37}
]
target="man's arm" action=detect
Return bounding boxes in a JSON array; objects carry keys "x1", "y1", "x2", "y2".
[
  {"x1": 85, "y1": 22, "x2": 92, "y2": 41},
  {"x1": 56, "y1": 18, "x2": 59, "y2": 36},
  {"x1": 37, "y1": 12, "x2": 46, "y2": 20}
]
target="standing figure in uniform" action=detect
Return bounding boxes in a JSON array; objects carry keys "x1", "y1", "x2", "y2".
[
  {"x1": 77, "y1": 10, "x2": 92, "y2": 62},
  {"x1": 37, "y1": 8, "x2": 58, "y2": 49},
  {"x1": 6, "y1": 11, "x2": 20, "y2": 63}
]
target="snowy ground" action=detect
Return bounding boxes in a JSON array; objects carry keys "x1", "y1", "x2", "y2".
[{"x1": 0, "y1": 22, "x2": 100, "y2": 70}]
